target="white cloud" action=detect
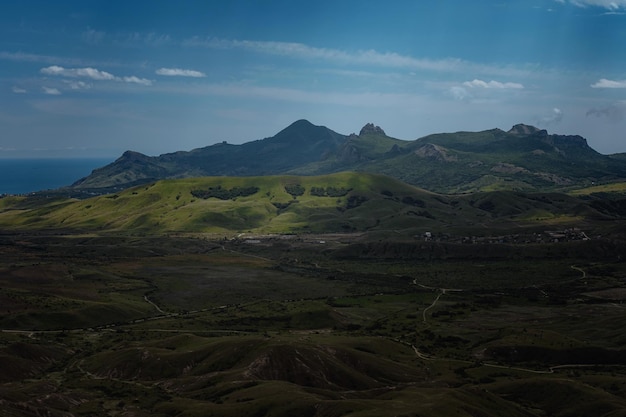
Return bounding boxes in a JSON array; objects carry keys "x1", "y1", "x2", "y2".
[
  {"x1": 449, "y1": 86, "x2": 470, "y2": 101},
  {"x1": 566, "y1": 0, "x2": 626, "y2": 9},
  {"x1": 156, "y1": 68, "x2": 206, "y2": 77},
  {"x1": 463, "y1": 79, "x2": 524, "y2": 89},
  {"x1": 591, "y1": 78, "x2": 626, "y2": 88},
  {"x1": 0, "y1": 51, "x2": 89, "y2": 66},
  {"x1": 537, "y1": 107, "x2": 563, "y2": 126},
  {"x1": 12, "y1": 86, "x2": 27, "y2": 94},
  {"x1": 185, "y1": 37, "x2": 502, "y2": 74},
  {"x1": 63, "y1": 80, "x2": 91, "y2": 90},
  {"x1": 41, "y1": 65, "x2": 115, "y2": 80},
  {"x1": 446, "y1": 79, "x2": 523, "y2": 102},
  {"x1": 42, "y1": 86, "x2": 61, "y2": 95},
  {"x1": 40, "y1": 65, "x2": 152, "y2": 86},
  {"x1": 81, "y1": 29, "x2": 172, "y2": 47},
  {"x1": 158, "y1": 82, "x2": 429, "y2": 109},
  {"x1": 184, "y1": 37, "x2": 544, "y2": 81},
  {"x1": 122, "y1": 76, "x2": 153, "y2": 86},
  {"x1": 118, "y1": 32, "x2": 172, "y2": 47}
]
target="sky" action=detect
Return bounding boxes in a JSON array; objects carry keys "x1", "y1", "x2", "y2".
[{"x1": 1, "y1": 0, "x2": 626, "y2": 158}]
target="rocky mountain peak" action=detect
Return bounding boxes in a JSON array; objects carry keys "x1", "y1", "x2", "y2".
[
  {"x1": 508, "y1": 124, "x2": 545, "y2": 136},
  {"x1": 359, "y1": 123, "x2": 386, "y2": 136},
  {"x1": 117, "y1": 150, "x2": 151, "y2": 163}
]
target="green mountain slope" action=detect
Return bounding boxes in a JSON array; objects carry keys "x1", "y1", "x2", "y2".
[
  {"x1": 293, "y1": 123, "x2": 626, "y2": 193},
  {"x1": 2, "y1": 172, "x2": 623, "y2": 236},
  {"x1": 67, "y1": 121, "x2": 626, "y2": 195},
  {"x1": 71, "y1": 119, "x2": 347, "y2": 191}
]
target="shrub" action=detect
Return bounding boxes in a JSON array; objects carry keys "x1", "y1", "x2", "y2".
[
  {"x1": 190, "y1": 185, "x2": 259, "y2": 200},
  {"x1": 284, "y1": 184, "x2": 305, "y2": 198},
  {"x1": 310, "y1": 186, "x2": 351, "y2": 197}
]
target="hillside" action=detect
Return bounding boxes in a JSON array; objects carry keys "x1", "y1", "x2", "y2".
[
  {"x1": 67, "y1": 121, "x2": 626, "y2": 195},
  {"x1": 2, "y1": 173, "x2": 626, "y2": 417},
  {"x1": 2, "y1": 172, "x2": 625, "y2": 237},
  {"x1": 2, "y1": 196, "x2": 626, "y2": 416},
  {"x1": 71, "y1": 119, "x2": 346, "y2": 191},
  {"x1": 292, "y1": 123, "x2": 626, "y2": 193}
]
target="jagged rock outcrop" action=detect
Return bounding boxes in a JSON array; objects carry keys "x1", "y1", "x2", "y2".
[
  {"x1": 414, "y1": 143, "x2": 457, "y2": 162},
  {"x1": 359, "y1": 123, "x2": 386, "y2": 136},
  {"x1": 508, "y1": 124, "x2": 544, "y2": 136},
  {"x1": 338, "y1": 143, "x2": 364, "y2": 163}
]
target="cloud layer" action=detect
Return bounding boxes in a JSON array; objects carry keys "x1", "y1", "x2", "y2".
[
  {"x1": 41, "y1": 65, "x2": 115, "y2": 80},
  {"x1": 586, "y1": 102, "x2": 626, "y2": 122},
  {"x1": 463, "y1": 79, "x2": 524, "y2": 89},
  {"x1": 40, "y1": 65, "x2": 152, "y2": 86},
  {"x1": 591, "y1": 78, "x2": 626, "y2": 88},
  {"x1": 42, "y1": 86, "x2": 61, "y2": 95},
  {"x1": 185, "y1": 37, "x2": 482, "y2": 73},
  {"x1": 564, "y1": 0, "x2": 626, "y2": 9},
  {"x1": 156, "y1": 68, "x2": 206, "y2": 77}
]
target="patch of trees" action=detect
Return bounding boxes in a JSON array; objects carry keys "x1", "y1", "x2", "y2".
[
  {"x1": 407, "y1": 210, "x2": 435, "y2": 219},
  {"x1": 284, "y1": 184, "x2": 305, "y2": 198},
  {"x1": 336, "y1": 195, "x2": 368, "y2": 211},
  {"x1": 272, "y1": 201, "x2": 298, "y2": 211},
  {"x1": 590, "y1": 198, "x2": 626, "y2": 217},
  {"x1": 381, "y1": 191, "x2": 426, "y2": 208},
  {"x1": 310, "y1": 186, "x2": 352, "y2": 197},
  {"x1": 190, "y1": 185, "x2": 259, "y2": 200},
  {"x1": 401, "y1": 196, "x2": 425, "y2": 207}
]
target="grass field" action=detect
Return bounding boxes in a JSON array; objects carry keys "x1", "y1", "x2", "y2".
[{"x1": 2, "y1": 173, "x2": 623, "y2": 239}]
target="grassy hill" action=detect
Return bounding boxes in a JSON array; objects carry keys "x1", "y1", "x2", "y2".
[
  {"x1": 2, "y1": 173, "x2": 435, "y2": 234},
  {"x1": 2, "y1": 172, "x2": 624, "y2": 237}
]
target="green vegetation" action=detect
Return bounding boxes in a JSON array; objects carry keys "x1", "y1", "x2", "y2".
[
  {"x1": 2, "y1": 172, "x2": 625, "y2": 238},
  {"x1": 190, "y1": 185, "x2": 260, "y2": 200},
  {"x1": 568, "y1": 181, "x2": 626, "y2": 196},
  {"x1": 284, "y1": 183, "x2": 305, "y2": 198},
  {"x1": 2, "y1": 166, "x2": 626, "y2": 416},
  {"x1": 310, "y1": 185, "x2": 351, "y2": 197},
  {"x1": 1, "y1": 230, "x2": 626, "y2": 416}
]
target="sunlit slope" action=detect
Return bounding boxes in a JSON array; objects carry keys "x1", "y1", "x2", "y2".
[
  {"x1": 568, "y1": 181, "x2": 626, "y2": 196},
  {"x1": 0, "y1": 173, "x2": 439, "y2": 233},
  {"x1": 1, "y1": 172, "x2": 622, "y2": 234}
]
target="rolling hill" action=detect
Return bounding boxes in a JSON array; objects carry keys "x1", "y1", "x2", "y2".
[
  {"x1": 67, "y1": 120, "x2": 626, "y2": 195},
  {"x1": 2, "y1": 172, "x2": 624, "y2": 236}
]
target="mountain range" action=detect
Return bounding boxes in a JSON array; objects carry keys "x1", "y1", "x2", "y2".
[{"x1": 71, "y1": 120, "x2": 626, "y2": 194}]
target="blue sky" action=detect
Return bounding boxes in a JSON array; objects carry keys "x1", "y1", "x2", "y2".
[{"x1": 1, "y1": 0, "x2": 626, "y2": 158}]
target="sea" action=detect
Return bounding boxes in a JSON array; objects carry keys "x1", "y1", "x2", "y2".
[{"x1": 0, "y1": 158, "x2": 114, "y2": 195}]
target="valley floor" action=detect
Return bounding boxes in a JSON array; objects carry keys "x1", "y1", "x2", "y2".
[{"x1": 1, "y1": 232, "x2": 626, "y2": 416}]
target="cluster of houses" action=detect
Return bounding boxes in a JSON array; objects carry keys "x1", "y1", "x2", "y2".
[{"x1": 419, "y1": 228, "x2": 591, "y2": 244}]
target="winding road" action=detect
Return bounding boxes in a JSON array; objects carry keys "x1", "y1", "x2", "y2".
[{"x1": 406, "y1": 265, "x2": 623, "y2": 375}]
